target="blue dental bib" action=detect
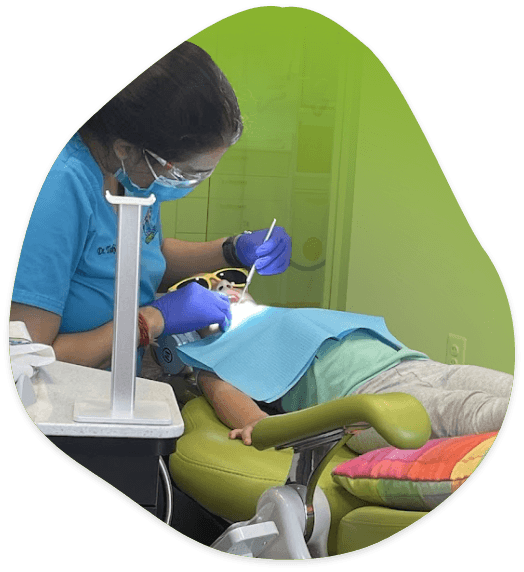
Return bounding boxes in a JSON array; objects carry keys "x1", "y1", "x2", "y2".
[{"x1": 176, "y1": 306, "x2": 403, "y2": 403}]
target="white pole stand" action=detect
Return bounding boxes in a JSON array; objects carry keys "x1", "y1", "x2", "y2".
[{"x1": 74, "y1": 192, "x2": 171, "y2": 425}]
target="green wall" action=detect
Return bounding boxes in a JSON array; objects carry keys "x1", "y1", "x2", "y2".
[
  {"x1": 161, "y1": 7, "x2": 514, "y2": 374},
  {"x1": 163, "y1": 7, "x2": 353, "y2": 308},
  {"x1": 343, "y1": 46, "x2": 514, "y2": 372}
]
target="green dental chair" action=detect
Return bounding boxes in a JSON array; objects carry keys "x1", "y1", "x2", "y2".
[{"x1": 169, "y1": 390, "x2": 431, "y2": 558}]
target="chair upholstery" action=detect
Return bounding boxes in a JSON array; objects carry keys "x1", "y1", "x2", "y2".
[
  {"x1": 170, "y1": 397, "x2": 429, "y2": 555},
  {"x1": 337, "y1": 507, "x2": 427, "y2": 553}
]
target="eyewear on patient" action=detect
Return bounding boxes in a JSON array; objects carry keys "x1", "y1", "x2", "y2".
[{"x1": 169, "y1": 268, "x2": 249, "y2": 292}]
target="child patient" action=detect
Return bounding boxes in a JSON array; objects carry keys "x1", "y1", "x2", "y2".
[{"x1": 159, "y1": 269, "x2": 513, "y2": 450}]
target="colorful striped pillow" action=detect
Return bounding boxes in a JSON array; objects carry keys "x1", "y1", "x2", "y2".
[{"x1": 332, "y1": 432, "x2": 497, "y2": 510}]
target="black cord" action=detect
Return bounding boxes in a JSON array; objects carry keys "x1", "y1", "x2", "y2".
[{"x1": 159, "y1": 456, "x2": 173, "y2": 524}]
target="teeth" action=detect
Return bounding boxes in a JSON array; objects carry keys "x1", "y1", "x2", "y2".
[{"x1": 226, "y1": 290, "x2": 240, "y2": 302}]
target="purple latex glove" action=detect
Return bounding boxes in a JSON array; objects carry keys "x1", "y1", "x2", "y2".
[
  {"x1": 235, "y1": 226, "x2": 292, "y2": 275},
  {"x1": 149, "y1": 282, "x2": 232, "y2": 335}
]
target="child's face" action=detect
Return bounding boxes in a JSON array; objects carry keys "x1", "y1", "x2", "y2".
[{"x1": 209, "y1": 277, "x2": 255, "y2": 304}]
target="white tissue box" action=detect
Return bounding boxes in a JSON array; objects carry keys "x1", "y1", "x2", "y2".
[{"x1": 10, "y1": 321, "x2": 56, "y2": 407}]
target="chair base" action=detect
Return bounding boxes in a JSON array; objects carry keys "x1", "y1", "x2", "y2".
[{"x1": 212, "y1": 485, "x2": 331, "y2": 559}]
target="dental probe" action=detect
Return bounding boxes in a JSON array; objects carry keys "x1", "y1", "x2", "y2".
[{"x1": 238, "y1": 218, "x2": 277, "y2": 303}]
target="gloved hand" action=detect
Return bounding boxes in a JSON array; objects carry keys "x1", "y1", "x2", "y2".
[
  {"x1": 148, "y1": 282, "x2": 232, "y2": 335},
  {"x1": 235, "y1": 226, "x2": 292, "y2": 275}
]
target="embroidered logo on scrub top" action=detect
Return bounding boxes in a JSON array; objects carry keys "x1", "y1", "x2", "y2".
[
  {"x1": 97, "y1": 244, "x2": 117, "y2": 255},
  {"x1": 143, "y1": 207, "x2": 158, "y2": 244}
]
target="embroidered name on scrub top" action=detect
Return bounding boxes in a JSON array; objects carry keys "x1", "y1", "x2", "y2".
[{"x1": 176, "y1": 304, "x2": 404, "y2": 402}]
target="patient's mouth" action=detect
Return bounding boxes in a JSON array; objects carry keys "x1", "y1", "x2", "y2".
[
  {"x1": 226, "y1": 289, "x2": 240, "y2": 303},
  {"x1": 225, "y1": 288, "x2": 255, "y2": 304}
]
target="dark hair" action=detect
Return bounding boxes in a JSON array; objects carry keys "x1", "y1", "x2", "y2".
[{"x1": 81, "y1": 42, "x2": 243, "y2": 161}]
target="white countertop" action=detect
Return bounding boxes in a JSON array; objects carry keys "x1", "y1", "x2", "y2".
[{"x1": 25, "y1": 361, "x2": 184, "y2": 439}]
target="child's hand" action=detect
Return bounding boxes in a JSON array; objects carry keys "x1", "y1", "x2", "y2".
[{"x1": 229, "y1": 415, "x2": 268, "y2": 446}]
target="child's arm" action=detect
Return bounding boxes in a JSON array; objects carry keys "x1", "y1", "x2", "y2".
[{"x1": 198, "y1": 370, "x2": 268, "y2": 445}]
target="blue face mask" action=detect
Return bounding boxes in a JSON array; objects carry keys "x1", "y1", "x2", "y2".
[
  {"x1": 113, "y1": 167, "x2": 196, "y2": 202},
  {"x1": 114, "y1": 150, "x2": 207, "y2": 203}
]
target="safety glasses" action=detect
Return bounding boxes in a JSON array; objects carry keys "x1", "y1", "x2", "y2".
[
  {"x1": 145, "y1": 149, "x2": 215, "y2": 189},
  {"x1": 168, "y1": 268, "x2": 249, "y2": 292}
]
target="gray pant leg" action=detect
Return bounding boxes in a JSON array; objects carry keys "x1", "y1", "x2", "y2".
[
  {"x1": 349, "y1": 360, "x2": 512, "y2": 453},
  {"x1": 429, "y1": 361, "x2": 513, "y2": 397}
]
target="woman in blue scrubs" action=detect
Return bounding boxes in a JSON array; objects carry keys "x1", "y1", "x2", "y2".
[{"x1": 11, "y1": 42, "x2": 291, "y2": 372}]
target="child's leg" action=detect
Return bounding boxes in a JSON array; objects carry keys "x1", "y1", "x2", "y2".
[
  {"x1": 353, "y1": 359, "x2": 510, "y2": 439},
  {"x1": 427, "y1": 361, "x2": 513, "y2": 398}
]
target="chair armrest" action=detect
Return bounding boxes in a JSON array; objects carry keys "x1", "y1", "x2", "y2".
[{"x1": 251, "y1": 393, "x2": 430, "y2": 451}]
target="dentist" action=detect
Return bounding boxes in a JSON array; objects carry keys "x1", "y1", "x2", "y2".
[{"x1": 11, "y1": 42, "x2": 292, "y2": 372}]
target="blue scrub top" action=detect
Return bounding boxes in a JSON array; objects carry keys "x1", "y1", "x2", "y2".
[{"x1": 13, "y1": 133, "x2": 166, "y2": 365}]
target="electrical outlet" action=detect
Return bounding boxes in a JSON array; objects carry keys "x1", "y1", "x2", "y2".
[{"x1": 446, "y1": 334, "x2": 467, "y2": 365}]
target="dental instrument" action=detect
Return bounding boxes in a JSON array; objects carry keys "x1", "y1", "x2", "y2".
[{"x1": 238, "y1": 218, "x2": 277, "y2": 303}]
